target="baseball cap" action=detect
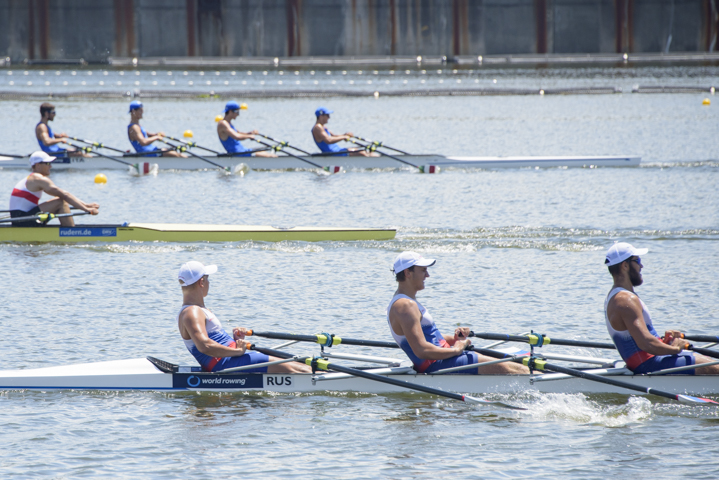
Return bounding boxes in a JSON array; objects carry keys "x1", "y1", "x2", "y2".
[
  {"x1": 315, "y1": 107, "x2": 333, "y2": 117},
  {"x1": 29, "y1": 151, "x2": 56, "y2": 166},
  {"x1": 225, "y1": 101, "x2": 240, "y2": 112},
  {"x1": 178, "y1": 261, "x2": 217, "y2": 286},
  {"x1": 604, "y1": 242, "x2": 648, "y2": 266},
  {"x1": 393, "y1": 251, "x2": 436, "y2": 274},
  {"x1": 128, "y1": 100, "x2": 143, "y2": 113}
]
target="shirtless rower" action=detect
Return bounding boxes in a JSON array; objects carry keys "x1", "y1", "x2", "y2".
[
  {"x1": 35, "y1": 103, "x2": 88, "y2": 157},
  {"x1": 177, "y1": 261, "x2": 309, "y2": 373},
  {"x1": 604, "y1": 242, "x2": 719, "y2": 375},
  {"x1": 217, "y1": 101, "x2": 276, "y2": 157},
  {"x1": 8, "y1": 151, "x2": 99, "y2": 227},
  {"x1": 387, "y1": 252, "x2": 528, "y2": 375},
  {"x1": 311, "y1": 107, "x2": 377, "y2": 157},
  {"x1": 127, "y1": 101, "x2": 184, "y2": 157}
]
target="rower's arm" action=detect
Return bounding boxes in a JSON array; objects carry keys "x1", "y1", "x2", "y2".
[
  {"x1": 390, "y1": 299, "x2": 469, "y2": 360},
  {"x1": 35, "y1": 124, "x2": 66, "y2": 146},
  {"x1": 29, "y1": 175, "x2": 100, "y2": 214},
  {"x1": 611, "y1": 293, "x2": 684, "y2": 355},
  {"x1": 129, "y1": 124, "x2": 162, "y2": 146},
  {"x1": 312, "y1": 124, "x2": 349, "y2": 145},
  {"x1": 179, "y1": 307, "x2": 247, "y2": 358},
  {"x1": 219, "y1": 121, "x2": 256, "y2": 141}
]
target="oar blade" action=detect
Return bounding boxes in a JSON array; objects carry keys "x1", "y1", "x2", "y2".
[
  {"x1": 323, "y1": 165, "x2": 344, "y2": 174},
  {"x1": 232, "y1": 163, "x2": 250, "y2": 176},
  {"x1": 419, "y1": 165, "x2": 440, "y2": 174},
  {"x1": 463, "y1": 395, "x2": 527, "y2": 410},
  {"x1": 128, "y1": 162, "x2": 159, "y2": 176},
  {"x1": 676, "y1": 394, "x2": 719, "y2": 406}
]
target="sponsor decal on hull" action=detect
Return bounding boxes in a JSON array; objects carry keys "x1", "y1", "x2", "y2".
[
  {"x1": 59, "y1": 227, "x2": 117, "y2": 237},
  {"x1": 172, "y1": 373, "x2": 263, "y2": 389}
]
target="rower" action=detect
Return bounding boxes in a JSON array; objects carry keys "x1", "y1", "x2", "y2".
[
  {"x1": 177, "y1": 261, "x2": 309, "y2": 373},
  {"x1": 604, "y1": 242, "x2": 719, "y2": 375},
  {"x1": 8, "y1": 151, "x2": 99, "y2": 227},
  {"x1": 312, "y1": 107, "x2": 378, "y2": 157},
  {"x1": 127, "y1": 101, "x2": 184, "y2": 157},
  {"x1": 387, "y1": 251, "x2": 528, "y2": 375},
  {"x1": 216, "y1": 101, "x2": 276, "y2": 157},
  {"x1": 35, "y1": 103, "x2": 88, "y2": 158}
]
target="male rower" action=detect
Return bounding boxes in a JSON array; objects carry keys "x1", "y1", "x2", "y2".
[
  {"x1": 604, "y1": 242, "x2": 719, "y2": 375},
  {"x1": 387, "y1": 251, "x2": 528, "y2": 375},
  {"x1": 8, "y1": 151, "x2": 99, "y2": 227},
  {"x1": 177, "y1": 261, "x2": 310, "y2": 373},
  {"x1": 217, "y1": 101, "x2": 275, "y2": 157},
  {"x1": 35, "y1": 102, "x2": 88, "y2": 157},
  {"x1": 127, "y1": 101, "x2": 184, "y2": 157},
  {"x1": 312, "y1": 107, "x2": 377, "y2": 157}
]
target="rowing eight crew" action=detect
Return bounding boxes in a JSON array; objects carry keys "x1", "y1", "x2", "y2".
[{"x1": 8, "y1": 151, "x2": 99, "y2": 227}]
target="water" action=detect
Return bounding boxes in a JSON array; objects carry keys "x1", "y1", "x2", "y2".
[{"x1": 1, "y1": 66, "x2": 719, "y2": 478}]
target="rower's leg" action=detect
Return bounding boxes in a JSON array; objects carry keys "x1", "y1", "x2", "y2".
[
  {"x1": 694, "y1": 354, "x2": 719, "y2": 374},
  {"x1": 474, "y1": 354, "x2": 529, "y2": 374},
  {"x1": 40, "y1": 198, "x2": 74, "y2": 226},
  {"x1": 266, "y1": 356, "x2": 313, "y2": 374},
  {"x1": 162, "y1": 150, "x2": 184, "y2": 157},
  {"x1": 254, "y1": 150, "x2": 277, "y2": 158}
]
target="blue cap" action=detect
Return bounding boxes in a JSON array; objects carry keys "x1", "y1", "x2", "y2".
[
  {"x1": 315, "y1": 107, "x2": 333, "y2": 117},
  {"x1": 225, "y1": 101, "x2": 240, "y2": 113},
  {"x1": 128, "y1": 100, "x2": 143, "y2": 113}
]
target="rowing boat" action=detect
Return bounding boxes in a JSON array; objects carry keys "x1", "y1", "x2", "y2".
[
  {"x1": 0, "y1": 223, "x2": 396, "y2": 243},
  {"x1": 0, "y1": 357, "x2": 716, "y2": 395},
  {"x1": 0, "y1": 154, "x2": 641, "y2": 171}
]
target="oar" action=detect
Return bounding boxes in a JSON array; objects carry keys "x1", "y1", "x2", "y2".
[
  {"x1": 468, "y1": 332, "x2": 616, "y2": 350},
  {"x1": 69, "y1": 137, "x2": 127, "y2": 154},
  {"x1": 348, "y1": 138, "x2": 437, "y2": 174},
  {"x1": 0, "y1": 211, "x2": 90, "y2": 224},
  {"x1": 350, "y1": 135, "x2": 410, "y2": 155},
  {"x1": 256, "y1": 133, "x2": 312, "y2": 155},
  {"x1": 250, "y1": 138, "x2": 334, "y2": 174},
  {"x1": 247, "y1": 330, "x2": 400, "y2": 349},
  {"x1": 159, "y1": 139, "x2": 248, "y2": 176},
  {"x1": 66, "y1": 142, "x2": 158, "y2": 176},
  {"x1": 686, "y1": 344, "x2": 719, "y2": 360},
  {"x1": 247, "y1": 344, "x2": 526, "y2": 410},
  {"x1": 0, "y1": 153, "x2": 26, "y2": 158},
  {"x1": 163, "y1": 134, "x2": 222, "y2": 155},
  {"x1": 468, "y1": 346, "x2": 719, "y2": 406},
  {"x1": 681, "y1": 334, "x2": 719, "y2": 343}
]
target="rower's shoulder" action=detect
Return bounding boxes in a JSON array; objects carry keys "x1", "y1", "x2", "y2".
[
  {"x1": 608, "y1": 289, "x2": 642, "y2": 312},
  {"x1": 390, "y1": 296, "x2": 418, "y2": 314}
]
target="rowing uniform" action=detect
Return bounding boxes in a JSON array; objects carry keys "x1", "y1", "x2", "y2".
[
  {"x1": 387, "y1": 294, "x2": 478, "y2": 374},
  {"x1": 8, "y1": 176, "x2": 43, "y2": 226},
  {"x1": 178, "y1": 305, "x2": 269, "y2": 373},
  {"x1": 605, "y1": 287, "x2": 695, "y2": 375},
  {"x1": 128, "y1": 124, "x2": 161, "y2": 157},
  {"x1": 313, "y1": 126, "x2": 348, "y2": 156},
  {"x1": 219, "y1": 123, "x2": 252, "y2": 156},
  {"x1": 36, "y1": 122, "x2": 67, "y2": 156}
]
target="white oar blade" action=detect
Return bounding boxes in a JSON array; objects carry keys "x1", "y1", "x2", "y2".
[
  {"x1": 323, "y1": 165, "x2": 344, "y2": 174},
  {"x1": 676, "y1": 394, "x2": 719, "y2": 405},
  {"x1": 463, "y1": 395, "x2": 527, "y2": 410},
  {"x1": 419, "y1": 165, "x2": 440, "y2": 174},
  {"x1": 232, "y1": 163, "x2": 250, "y2": 176}
]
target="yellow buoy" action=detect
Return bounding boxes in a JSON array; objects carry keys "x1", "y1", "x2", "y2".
[
  {"x1": 240, "y1": 103, "x2": 248, "y2": 110},
  {"x1": 702, "y1": 98, "x2": 711, "y2": 105},
  {"x1": 94, "y1": 173, "x2": 107, "y2": 184},
  {"x1": 183, "y1": 130, "x2": 194, "y2": 138},
  {"x1": 215, "y1": 115, "x2": 223, "y2": 122}
]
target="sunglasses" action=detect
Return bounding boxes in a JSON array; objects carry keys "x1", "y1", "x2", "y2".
[{"x1": 630, "y1": 257, "x2": 642, "y2": 267}]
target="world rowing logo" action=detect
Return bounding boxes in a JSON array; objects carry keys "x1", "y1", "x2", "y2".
[{"x1": 187, "y1": 376, "x2": 201, "y2": 387}]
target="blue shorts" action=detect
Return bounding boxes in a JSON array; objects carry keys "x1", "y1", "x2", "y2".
[
  {"x1": 10, "y1": 206, "x2": 42, "y2": 227},
  {"x1": 423, "y1": 352, "x2": 479, "y2": 375},
  {"x1": 213, "y1": 351, "x2": 271, "y2": 373},
  {"x1": 633, "y1": 351, "x2": 696, "y2": 375}
]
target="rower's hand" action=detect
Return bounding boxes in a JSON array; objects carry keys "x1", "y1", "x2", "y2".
[
  {"x1": 235, "y1": 341, "x2": 247, "y2": 355},
  {"x1": 233, "y1": 327, "x2": 248, "y2": 341},
  {"x1": 453, "y1": 338, "x2": 471, "y2": 353},
  {"x1": 250, "y1": 130, "x2": 258, "y2": 134},
  {"x1": 454, "y1": 327, "x2": 471, "y2": 342},
  {"x1": 344, "y1": 132, "x2": 354, "y2": 137},
  {"x1": 60, "y1": 138, "x2": 68, "y2": 144}
]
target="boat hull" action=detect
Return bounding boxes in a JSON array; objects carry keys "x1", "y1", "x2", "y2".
[
  {"x1": 1, "y1": 358, "x2": 716, "y2": 396},
  {"x1": 0, "y1": 223, "x2": 396, "y2": 243},
  {"x1": 0, "y1": 154, "x2": 641, "y2": 171}
]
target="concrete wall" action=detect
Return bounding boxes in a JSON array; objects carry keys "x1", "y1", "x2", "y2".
[{"x1": 0, "y1": 0, "x2": 715, "y2": 63}]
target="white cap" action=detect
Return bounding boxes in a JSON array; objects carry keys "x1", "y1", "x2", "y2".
[
  {"x1": 178, "y1": 261, "x2": 217, "y2": 286},
  {"x1": 29, "y1": 151, "x2": 56, "y2": 166},
  {"x1": 393, "y1": 251, "x2": 436, "y2": 274},
  {"x1": 605, "y1": 242, "x2": 648, "y2": 266}
]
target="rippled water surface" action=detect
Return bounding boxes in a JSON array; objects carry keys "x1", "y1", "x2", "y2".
[{"x1": 1, "y1": 66, "x2": 718, "y2": 478}]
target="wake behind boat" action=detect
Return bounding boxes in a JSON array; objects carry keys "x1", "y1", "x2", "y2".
[
  {"x1": 0, "y1": 153, "x2": 641, "y2": 171},
  {"x1": 1, "y1": 356, "x2": 717, "y2": 396},
  {"x1": 0, "y1": 222, "x2": 396, "y2": 243}
]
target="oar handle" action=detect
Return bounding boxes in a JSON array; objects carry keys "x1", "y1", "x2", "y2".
[
  {"x1": 257, "y1": 133, "x2": 312, "y2": 156},
  {"x1": 166, "y1": 135, "x2": 222, "y2": 155},
  {"x1": 247, "y1": 330, "x2": 399, "y2": 349},
  {"x1": 350, "y1": 135, "x2": 410, "y2": 155},
  {"x1": 69, "y1": 137, "x2": 127, "y2": 154}
]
